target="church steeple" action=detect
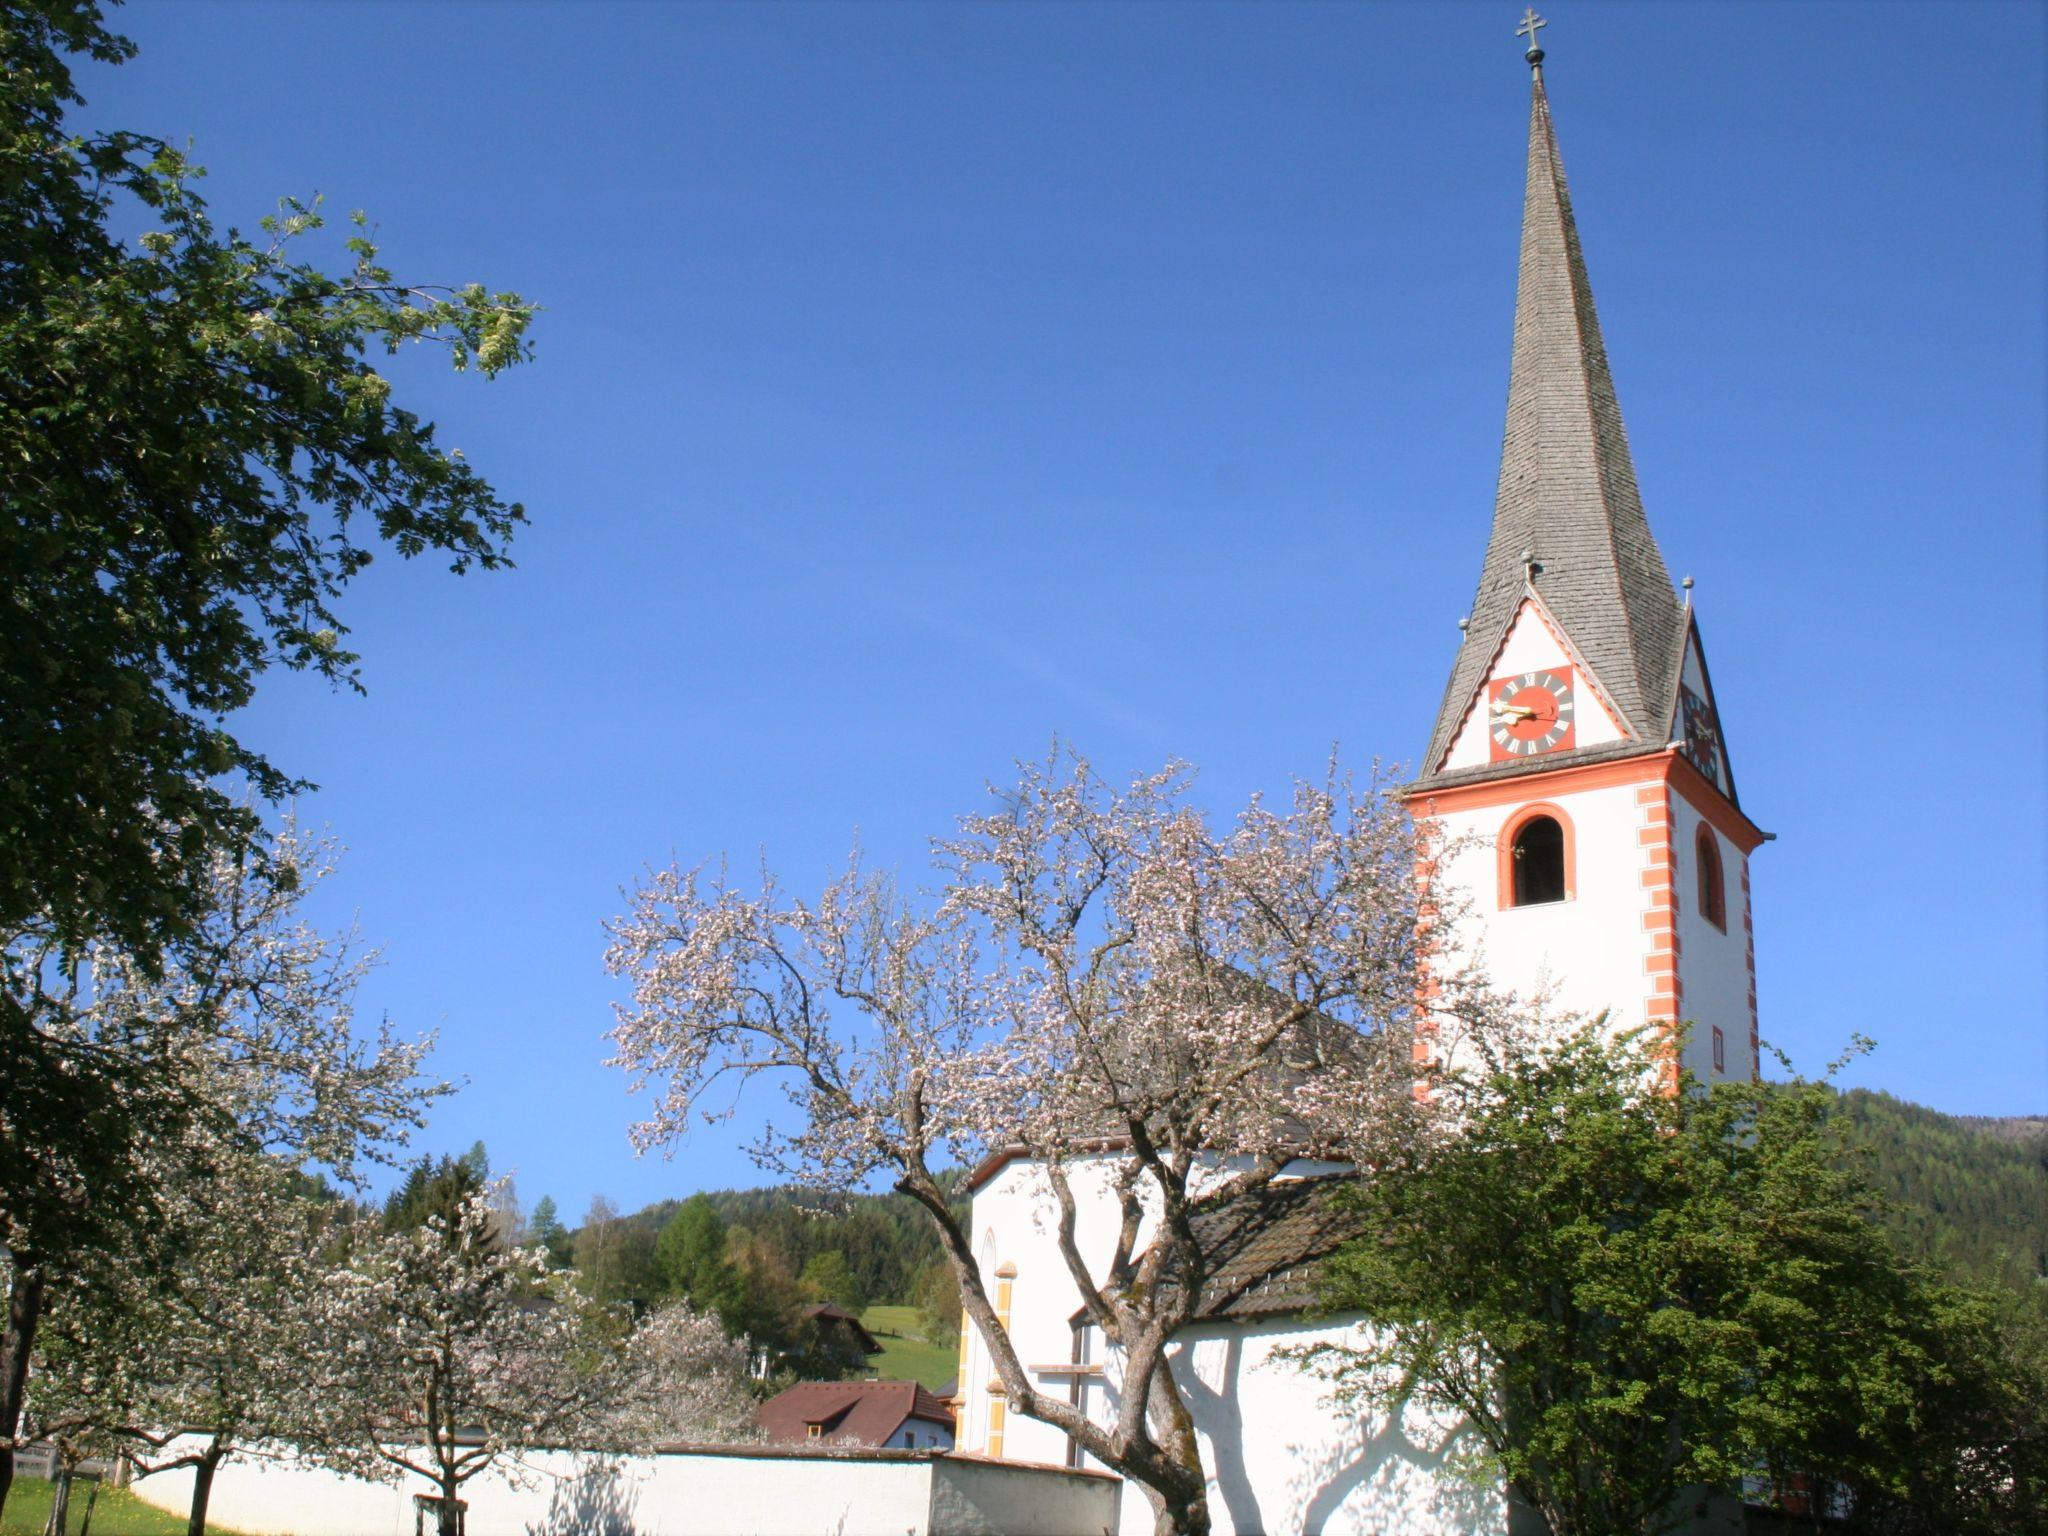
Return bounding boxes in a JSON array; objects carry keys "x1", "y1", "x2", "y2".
[{"x1": 1419, "y1": 33, "x2": 1687, "y2": 783}]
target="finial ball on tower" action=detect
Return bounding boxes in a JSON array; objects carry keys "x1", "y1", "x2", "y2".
[{"x1": 1517, "y1": 8, "x2": 1547, "y2": 65}]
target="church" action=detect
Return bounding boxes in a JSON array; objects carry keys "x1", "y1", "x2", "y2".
[{"x1": 950, "y1": 22, "x2": 1769, "y2": 1536}]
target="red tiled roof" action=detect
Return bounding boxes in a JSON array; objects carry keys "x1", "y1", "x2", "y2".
[{"x1": 755, "y1": 1380, "x2": 955, "y2": 1448}]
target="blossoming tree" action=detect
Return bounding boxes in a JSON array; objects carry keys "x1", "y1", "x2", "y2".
[
  {"x1": 340, "y1": 1188, "x2": 757, "y2": 1536},
  {"x1": 27, "y1": 1148, "x2": 364, "y2": 1536},
  {"x1": 0, "y1": 826, "x2": 442, "y2": 1515},
  {"x1": 604, "y1": 751, "x2": 1494, "y2": 1536}
]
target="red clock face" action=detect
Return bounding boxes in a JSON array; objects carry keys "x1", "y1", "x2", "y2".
[{"x1": 1488, "y1": 669, "x2": 1576, "y2": 760}]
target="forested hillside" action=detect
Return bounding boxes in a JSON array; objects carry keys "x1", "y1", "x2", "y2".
[
  {"x1": 1833, "y1": 1090, "x2": 2047, "y2": 1306},
  {"x1": 623, "y1": 1182, "x2": 961, "y2": 1312}
]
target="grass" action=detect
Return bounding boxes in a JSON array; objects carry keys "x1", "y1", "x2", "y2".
[
  {"x1": 1, "y1": 1475, "x2": 262, "y2": 1536},
  {"x1": 860, "y1": 1303, "x2": 959, "y2": 1391}
]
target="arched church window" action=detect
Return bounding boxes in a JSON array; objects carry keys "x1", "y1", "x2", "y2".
[
  {"x1": 1508, "y1": 814, "x2": 1567, "y2": 907},
  {"x1": 1696, "y1": 826, "x2": 1726, "y2": 931}
]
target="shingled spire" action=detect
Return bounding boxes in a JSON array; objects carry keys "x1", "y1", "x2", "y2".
[{"x1": 1419, "y1": 46, "x2": 1686, "y2": 779}]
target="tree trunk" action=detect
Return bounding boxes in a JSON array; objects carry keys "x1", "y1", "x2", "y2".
[
  {"x1": 436, "y1": 1472, "x2": 462, "y2": 1536},
  {"x1": 1145, "y1": 1481, "x2": 1212, "y2": 1536},
  {"x1": 0, "y1": 1263, "x2": 47, "y2": 1518},
  {"x1": 185, "y1": 1443, "x2": 224, "y2": 1536}
]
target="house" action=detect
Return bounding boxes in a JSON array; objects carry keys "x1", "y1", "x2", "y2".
[
  {"x1": 757, "y1": 1380, "x2": 958, "y2": 1452},
  {"x1": 950, "y1": 21, "x2": 1763, "y2": 1536},
  {"x1": 796, "y1": 1301, "x2": 881, "y2": 1357}
]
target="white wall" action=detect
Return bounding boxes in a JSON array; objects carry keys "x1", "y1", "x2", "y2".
[
  {"x1": 125, "y1": 1438, "x2": 1116, "y2": 1536},
  {"x1": 1431, "y1": 776, "x2": 1654, "y2": 1038},
  {"x1": 958, "y1": 1157, "x2": 1507, "y2": 1536},
  {"x1": 1669, "y1": 790, "x2": 1756, "y2": 1084}
]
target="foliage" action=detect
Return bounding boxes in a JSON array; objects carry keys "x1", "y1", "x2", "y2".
[
  {"x1": 26, "y1": 1149, "x2": 366, "y2": 1536},
  {"x1": 799, "y1": 1251, "x2": 869, "y2": 1313},
  {"x1": 340, "y1": 1187, "x2": 753, "y2": 1536},
  {"x1": 1304, "y1": 1025, "x2": 2047, "y2": 1536},
  {"x1": 0, "y1": 826, "x2": 442, "y2": 1515},
  {"x1": 605, "y1": 749, "x2": 1479, "y2": 1536},
  {"x1": 1833, "y1": 1090, "x2": 2046, "y2": 1311},
  {"x1": 913, "y1": 1260, "x2": 963, "y2": 1346},
  {"x1": 653, "y1": 1197, "x2": 744, "y2": 1321},
  {"x1": 0, "y1": 0, "x2": 535, "y2": 969},
  {"x1": 571, "y1": 1195, "x2": 659, "y2": 1309},
  {"x1": 623, "y1": 1179, "x2": 966, "y2": 1311},
  {"x1": 382, "y1": 1153, "x2": 485, "y2": 1236},
  {"x1": 528, "y1": 1196, "x2": 573, "y2": 1270}
]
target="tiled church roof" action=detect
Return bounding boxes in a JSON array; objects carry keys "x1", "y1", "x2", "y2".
[
  {"x1": 1170, "y1": 1175, "x2": 1370, "y2": 1321},
  {"x1": 1417, "y1": 61, "x2": 1686, "y2": 786}
]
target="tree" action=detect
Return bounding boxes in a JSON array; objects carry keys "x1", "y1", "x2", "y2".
[
  {"x1": 572, "y1": 1195, "x2": 658, "y2": 1309},
  {"x1": 1302, "y1": 1024, "x2": 2048, "y2": 1536},
  {"x1": 914, "y1": 1260, "x2": 962, "y2": 1346},
  {"x1": 383, "y1": 1154, "x2": 486, "y2": 1236},
  {"x1": 654, "y1": 1196, "x2": 742, "y2": 1320},
  {"x1": 605, "y1": 751, "x2": 1472, "y2": 1536},
  {"x1": 342, "y1": 1188, "x2": 756, "y2": 1536},
  {"x1": 597, "y1": 1301, "x2": 760, "y2": 1451},
  {"x1": 0, "y1": 0, "x2": 535, "y2": 969},
  {"x1": 27, "y1": 1151, "x2": 364, "y2": 1536},
  {"x1": 800, "y1": 1251, "x2": 869, "y2": 1314},
  {"x1": 0, "y1": 826, "x2": 443, "y2": 1514},
  {"x1": 342, "y1": 1190, "x2": 615, "y2": 1536},
  {"x1": 528, "y1": 1197, "x2": 574, "y2": 1270}
]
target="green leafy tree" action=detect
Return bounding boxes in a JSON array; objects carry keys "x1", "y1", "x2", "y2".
[
  {"x1": 573, "y1": 1195, "x2": 659, "y2": 1309},
  {"x1": 654, "y1": 1196, "x2": 742, "y2": 1319},
  {"x1": 915, "y1": 1260, "x2": 963, "y2": 1346},
  {"x1": 800, "y1": 1250, "x2": 869, "y2": 1314},
  {"x1": 0, "y1": 0, "x2": 536, "y2": 969},
  {"x1": 382, "y1": 1155, "x2": 485, "y2": 1237},
  {"x1": 528, "y1": 1196, "x2": 573, "y2": 1269},
  {"x1": 1305, "y1": 1026, "x2": 2046, "y2": 1536}
]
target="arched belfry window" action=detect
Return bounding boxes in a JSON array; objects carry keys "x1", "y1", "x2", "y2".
[
  {"x1": 1696, "y1": 826, "x2": 1726, "y2": 931},
  {"x1": 1500, "y1": 806, "x2": 1572, "y2": 908}
]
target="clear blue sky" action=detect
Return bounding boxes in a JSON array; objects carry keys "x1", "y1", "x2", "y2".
[{"x1": 81, "y1": 2, "x2": 2045, "y2": 1221}]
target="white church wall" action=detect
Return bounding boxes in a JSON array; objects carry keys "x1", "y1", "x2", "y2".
[
  {"x1": 1430, "y1": 777, "x2": 1653, "y2": 1037},
  {"x1": 125, "y1": 1437, "x2": 1117, "y2": 1536},
  {"x1": 1132, "y1": 1317, "x2": 1507, "y2": 1536},
  {"x1": 1668, "y1": 791, "x2": 1756, "y2": 1085},
  {"x1": 961, "y1": 1160, "x2": 1508, "y2": 1536}
]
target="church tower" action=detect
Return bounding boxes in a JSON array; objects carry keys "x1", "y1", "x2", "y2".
[{"x1": 1404, "y1": 20, "x2": 1766, "y2": 1086}]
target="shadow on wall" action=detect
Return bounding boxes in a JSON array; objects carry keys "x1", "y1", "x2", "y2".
[
  {"x1": 525, "y1": 1457, "x2": 642, "y2": 1536},
  {"x1": 1283, "y1": 1377, "x2": 1504, "y2": 1536},
  {"x1": 1168, "y1": 1324, "x2": 1504, "y2": 1536},
  {"x1": 1177, "y1": 1335, "x2": 1265, "y2": 1536}
]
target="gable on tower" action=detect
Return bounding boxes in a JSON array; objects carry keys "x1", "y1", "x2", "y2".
[{"x1": 1673, "y1": 612, "x2": 1739, "y2": 805}]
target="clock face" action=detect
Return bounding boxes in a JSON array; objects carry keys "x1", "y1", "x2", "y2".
[
  {"x1": 1679, "y1": 686, "x2": 1723, "y2": 783},
  {"x1": 1489, "y1": 669, "x2": 1576, "y2": 760}
]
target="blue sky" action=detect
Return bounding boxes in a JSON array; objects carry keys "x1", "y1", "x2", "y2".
[{"x1": 81, "y1": 1, "x2": 2045, "y2": 1220}]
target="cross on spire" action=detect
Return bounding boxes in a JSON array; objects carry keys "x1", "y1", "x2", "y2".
[{"x1": 1517, "y1": 8, "x2": 1547, "y2": 64}]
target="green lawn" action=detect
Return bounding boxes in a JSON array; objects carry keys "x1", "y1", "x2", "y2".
[
  {"x1": 2, "y1": 1476, "x2": 262, "y2": 1536},
  {"x1": 860, "y1": 1304, "x2": 958, "y2": 1391}
]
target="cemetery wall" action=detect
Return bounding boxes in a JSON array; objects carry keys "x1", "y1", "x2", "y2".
[{"x1": 124, "y1": 1436, "x2": 1119, "y2": 1536}]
